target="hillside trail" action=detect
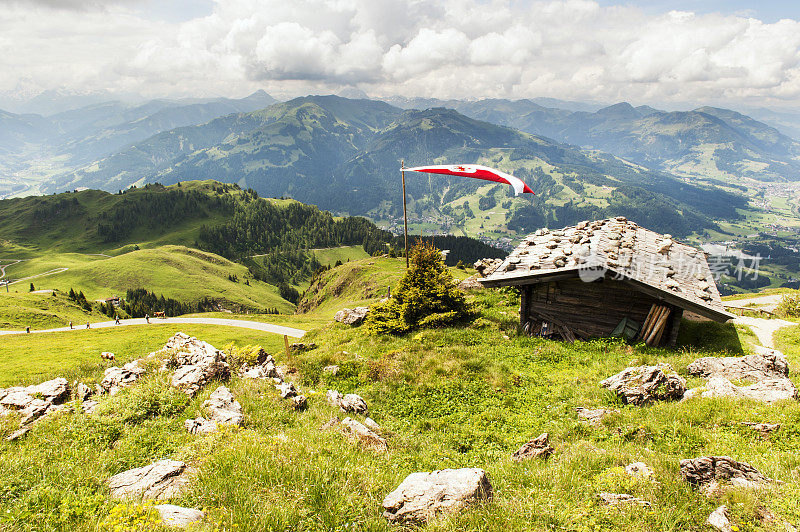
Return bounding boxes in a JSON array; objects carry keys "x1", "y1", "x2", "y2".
[
  {"x1": 732, "y1": 316, "x2": 796, "y2": 348},
  {"x1": 724, "y1": 293, "x2": 784, "y2": 313},
  {"x1": 0, "y1": 259, "x2": 23, "y2": 280},
  {"x1": 0, "y1": 316, "x2": 306, "y2": 339}
]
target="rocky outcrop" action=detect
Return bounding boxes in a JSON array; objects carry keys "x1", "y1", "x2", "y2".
[
  {"x1": 707, "y1": 506, "x2": 733, "y2": 532},
  {"x1": 688, "y1": 352, "x2": 789, "y2": 381},
  {"x1": 154, "y1": 505, "x2": 205, "y2": 528},
  {"x1": 326, "y1": 390, "x2": 368, "y2": 415},
  {"x1": 160, "y1": 333, "x2": 230, "y2": 396},
  {"x1": 291, "y1": 395, "x2": 307, "y2": 410},
  {"x1": 600, "y1": 364, "x2": 685, "y2": 405},
  {"x1": 203, "y1": 386, "x2": 243, "y2": 426},
  {"x1": 107, "y1": 459, "x2": 194, "y2": 500},
  {"x1": 457, "y1": 275, "x2": 483, "y2": 291},
  {"x1": 691, "y1": 376, "x2": 797, "y2": 403},
  {"x1": 576, "y1": 407, "x2": 615, "y2": 426},
  {"x1": 0, "y1": 377, "x2": 70, "y2": 426},
  {"x1": 184, "y1": 417, "x2": 218, "y2": 435},
  {"x1": 598, "y1": 492, "x2": 651, "y2": 507},
  {"x1": 276, "y1": 382, "x2": 298, "y2": 399},
  {"x1": 342, "y1": 417, "x2": 387, "y2": 450},
  {"x1": 511, "y1": 433, "x2": 553, "y2": 461},
  {"x1": 680, "y1": 456, "x2": 771, "y2": 487},
  {"x1": 240, "y1": 353, "x2": 278, "y2": 380},
  {"x1": 382, "y1": 468, "x2": 492, "y2": 524},
  {"x1": 334, "y1": 307, "x2": 369, "y2": 326},
  {"x1": 741, "y1": 422, "x2": 780, "y2": 436},
  {"x1": 99, "y1": 361, "x2": 146, "y2": 395},
  {"x1": 625, "y1": 462, "x2": 654, "y2": 479},
  {"x1": 474, "y1": 258, "x2": 503, "y2": 277}
]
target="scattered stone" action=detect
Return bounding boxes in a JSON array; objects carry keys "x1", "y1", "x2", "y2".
[
  {"x1": 342, "y1": 417, "x2": 387, "y2": 450},
  {"x1": 321, "y1": 416, "x2": 340, "y2": 431},
  {"x1": 289, "y1": 342, "x2": 316, "y2": 354},
  {"x1": 600, "y1": 364, "x2": 686, "y2": 405},
  {"x1": 0, "y1": 377, "x2": 71, "y2": 426},
  {"x1": 164, "y1": 334, "x2": 231, "y2": 396},
  {"x1": 75, "y1": 381, "x2": 93, "y2": 401},
  {"x1": 700, "y1": 376, "x2": 797, "y2": 403},
  {"x1": 291, "y1": 395, "x2": 307, "y2": 410},
  {"x1": 107, "y1": 459, "x2": 194, "y2": 500},
  {"x1": 741, "y1": 422, "x2": 780, "y2": 436},
  {"x1": 598, "y1": 492, "x2": 651, "y2": 507},
  {"x1": 154, "y1": 505, "x2": 205, "y2": 528},
  {"x1": 323, "y1": 365, "x2": 339, "y2": 376},
  {"x1": 184, "y1": 417, "x2": 218, "y2": 435},
  {"x1": 382, "y1": 468, "x2": 492, "y2": 524},
  {"x1": 6, "y1": 426, "x2": 30, "y2": 441},
  {"x1": 511, "y1": 433, "x2": 554, "y2": 461},
  {"x1": 680, "y1": 456, "x2": 771, "y2": 486},
  {"x1": 364, "y1": 417, "x2": 381, "y2": 432},
  {"x1": 100, "y1": 361, "x2": 146, "y2": 395},
  {"x1": 326, "y1": 389, "x2": 369, "y2": 415},
  {"x1": 576, "y1": 407, "x2": 615, "y2": 426},
  {"x1": 458, "y1": 275, "x2": 483, "y2": 291},
  {"x1": 334, "y1": 307, "x2": 369, "y2": 326},
  {"x1": 202, "y1": 386, "x2": 243, "y2": 426},
  {"x1": 101, "y1": 351, "x2": 116, "y2": 361},
  {"x1": 688, "y1": 352, "x2": 789, "y2": 381},
  {"x1": 707, "y1": 505, "x2": 733, "y2": 532},
  {"x1": 81, "y1": 400, "x2": 99, "y2": 413},
  {"x1": 276, "y1": 382, "x2": 298, "y2": 399},
  {"x1": 625, "y1": 462, "x2": 654, "y2": 479},
  {"x1": 240, "y1": 355, "x2": 277, "y2": 380}
]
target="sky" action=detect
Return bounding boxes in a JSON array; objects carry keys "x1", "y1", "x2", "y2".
[{"x1": 2, "y1": 0, "x2": 800, "y2": 109}]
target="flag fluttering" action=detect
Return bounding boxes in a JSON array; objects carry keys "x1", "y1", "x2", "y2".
[{"x1": 405, "y1": 164, "x2": 535, "y2": 196}]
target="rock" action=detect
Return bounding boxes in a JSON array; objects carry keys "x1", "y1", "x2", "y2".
[
  {"x1": 576, "y1": 407, "x2": 615, "y2": 426},
  {"x1": 154, "y1": 505, "x2": 204, "y2": 528},
  {"x1": 688, "y1": 352, "x2": 789, "y2": 381},
  {"x1": 202, "y1": 386, "x2": 242, "y2": 426},
  {"x1": 326, "y1": 390, "x2": 369, "y2": 415},
  {"x1": 75, "y1": 382, "x2": 93, "y2": 401},
  {"x1": 289, "y1": 342, "x2": 316, "y2": 354},
  {"x1": 342, "y1": 417, "x2": 387, "y2": 450},
  {"x1": 382, "y1": 468, "x2": 492, "y2": 524},
  {"x1": 26, "y1": 378, "x2": 70, "y2": 404},
  {"x1": 19, "y1": 399, "x2": 50, "y2": 425},
  {"x1": 701, "y1": 376, "x2": 744, "y2": 399},
  {"x1": 701, "y1": 376, "x2": 797, "y2": 403},
  {"x1": 276, "y1": 382, "x2": 298, "y2": 399},
  {"x1": 322, "y1": 365, "x2": 339, "y2": 376},
  {"x1": 291, "y1": 395, "x2": 307, "y2": 410},
  {"x1": 474, "y1": 258, "x2": 503, "y2": 277},
  {"x1": 600, "y1": 364, "x2": 686, "y2": 405},
  {"x1": 166, "y1": 335, "x2": 230, "y2": 396},
  {"x1": 82, "y1": 400, "x2": 99, "y2": 413},
  {"x1": 0, "y1": 377, "x2": 71, "y2": 426},
  {"x1": 707, "y1": 506, "x2": 732, "y2": 532},
  {"x1": 364, "y1": 417, "x2": 381, "y2": 432},
  {"x1": 741, "y1": 422, "x2": 780, "y2": 436},
  {"x1": 625, "y1": 462, "x2": 653, "y2": 479},
  {"x1": 240, "y1": 358, "x2": 277, "y2": 380},
  {"x1": 100, "y1": 361, "x2": 146, "y2": 395},
  {"x1": 6, "y1": 426, "x2": 30, "y2": 441},
  {"x1": 184, "y1": 417, "x2": 218, "y2": 435},
  {"x1": 680, "y1": 456, "x2": 771, "y2": 486},
  {"x1": 333, "y1": 307, "x2": 369, "y2": 326},
  {"x1": 511, "y1": 433, "x2": 553, "y2": 461},
  {"x1": 107, "y1": 459, "x2": 194, "y2": 500},
  {"x1": 457, "y1": 275, "x2": 483, "y2": 291},
  {"x1": 598, "y1": 492, "x2": 651, "y2": 507},
  {"x1": 101, "y1": 351, "x2": 115, "y2": 361}
]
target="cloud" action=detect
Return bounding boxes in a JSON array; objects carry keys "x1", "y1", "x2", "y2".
[{"x1": 2, "y1": 0, "x2": 800, "y2": 106}]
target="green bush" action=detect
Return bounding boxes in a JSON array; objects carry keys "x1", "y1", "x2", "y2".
[
  {"x1": 95, "y1": 374, "x2": 190, "y2": 424},
  {"x1": 367, "y1": 242, "x2": 473, "y2": 334},
  {"x1": 777, "y1": 291, "x2": 800, "y2": 317}
]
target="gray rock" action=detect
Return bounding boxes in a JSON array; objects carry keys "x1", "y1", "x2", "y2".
[
  {"x1": 511, "y1": 433, "x2": 553, "y2": 461},
  {"x1": 688, "y1": 352, "x2": 789, "y2": 381},
  {"x1": 382, "y1": 468, "x2": 492, "y2": 524},
  {"x1": 100, "y1": 361, "x2": 146, "y2": 395},
  {"x1": 276, "y1": 382, "x2": 298, "y2": 399},
  {"x1": 680, "y1": 456, "x2": 771, "y2": 486},
  {"x1": 6, "y1": 426, "x2": 30, "y2": 441},
  {"x1": 598, "y1": 492, "x2": 651, "y2": 507},
  {"x1": 457, "y1": 275, "x2": 483, "y2": 291},
  {"x1": 154, "y1": 504, "x2": 205, "y2": 528},
  {"x1": 364, "y1": 417, "x2": 381, "y2": 432},
  {"x1": 291, "y1": 395, "x2": 307, "y2": 410},
  {"x1": 26, "y1": 378, "x2": 69, "y2": 404},
  {"x1": 202, "y1": 386, "x2": 242, "y2": 426},
  {"x1": 342, "y1": 417, "x2": 387, "y2": 450},
  {"x1": 81, "y1": 400, "x2": 99, "y2": 413},
  {"x1": 322, "y1": 365, "x2": 339, "y2": 376},
  {"x1": 707, "y1": 506, "x2": 732, "y2": 532},
  {"x1": 107, "y1": 459, "x2": 193, "y2": 500},
  {"x1": 600, "y1": 364, "x2": 686, "y2": 405},
  {"x1": 625, "y1": 462, "x2": 653, "y2": 479},
  {"x1": 326, "y1": 389, "x2": 368, "y2": 415},
  {"x1": 576, "y1": 407, "x2": 615, "y2": 426},
  {"x1": 333, "y1": 307, "x2": 369, "y2": 326},
  {"x1": 160, "y1": 333, "x2": 230, "y2": 396},
  {"x1": 240, "y1": 359, "x2": 277, "y2": 380},
  {"x1": 0, "y1": 377, "x2": 71, "y2": 425},
  {"x1": 741, "y1": 422, "x2": 780, "y2": 435},
  {"x1": 75, "y1": 382, "x2": 93, "y2": 401},
  {"x1": 474, "y1": 258, "x2": 503, "y2": 277},
  {"x1": 184, "y1": 417, "x2": 218, "y2": 435},
  {"x1": 701, "y1": 376, "x2": 797, "y2": 403}
]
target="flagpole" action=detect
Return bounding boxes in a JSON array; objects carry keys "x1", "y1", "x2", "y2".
[{"x1": 401, "y1": 160, "x2": 409, "y2": 268}]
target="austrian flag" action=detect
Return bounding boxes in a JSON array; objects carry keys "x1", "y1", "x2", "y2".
[{"x1": 405, "y1": 164, "x2": 535, "y2": 196}]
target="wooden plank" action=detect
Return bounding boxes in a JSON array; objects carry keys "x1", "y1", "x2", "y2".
[{"x1": 645, "y1": 307, "x2": 670, "y2": 346}]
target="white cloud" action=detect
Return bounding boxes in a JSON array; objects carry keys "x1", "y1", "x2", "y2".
[{"x1": 2, "y1": 0, "x2": 800, "y2": 107}]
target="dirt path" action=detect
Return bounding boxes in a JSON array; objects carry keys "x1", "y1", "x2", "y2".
[
  {"x1": 0, "y1": 259, "x2": 23, "y2": 280},
  {"x1": 724, "y1": 293, "x2": 784, "y2": 312},
  {"x1": 6, "y1": 267, "x2": 69, "y2": 285},
  {"x1": 0, "y1": 316, "x2": 306, "y2": 338},
  {"x1": 732, "y1": 316, "x2": 796, "y2": 348}
]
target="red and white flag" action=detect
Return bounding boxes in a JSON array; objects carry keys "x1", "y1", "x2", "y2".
[{"x1": 405, "y1": 164, "x2": 535, "y2": 196}]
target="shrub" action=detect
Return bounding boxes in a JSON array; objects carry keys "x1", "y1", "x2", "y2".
[
  {"x1": 98, "y1": 501, "x2": 161, "y2": 531},
  {"x1": 367, "y1": 241, "x2": 473, "y2": 334},
  {"x1": 95, "y1": 374, "x2": 190, "y2": 424},
  {"x1": 777, "y1": 291, "x2": 800, "y2": 317}
]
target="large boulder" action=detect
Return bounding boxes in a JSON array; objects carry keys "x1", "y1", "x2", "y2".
[
  {"x1": 334, "y1": 307, "x2": 369, "y2": 326},
  {"x1": 154, "y1": 505, "x2": 205, "y2": 528},
  {"x1": 326, "y1": 390, "x2": 369, "y2": 415},
  {"x1": 600, "y1": 364, "x2": 686, "y2": 405},
  {"x1": 107, "y1": 459, "x2": 194, "y2": 500},
  {"x1": 511, "y1": 433, "x2": 554, "y2": 461},
  {"x1": 99, "y1": 361, "x2": 146, "y2": 395},
  {"x1": 696, "y1": 376, "x2": 796, "y2": 403},
  {"x1": 474, "y1": 258, "x2": 503, "y2": 277},
  {"x1": 679, "y1": 456, "x2": 771, "y2": 486},
  {"x1": 688, "y1": 352, "x2": 789, "y2": 381},
  {"x1": 342, "y1": 417, "x2": 387, "y2": 451},
  {"x1": 161, "y1": 334, "x2": 230, "y2": 396},
  {"x1": 382, "y1": 468, "x2": 492, "y2": 524},
  {"x1": 202, "y1": 386, "x2": 243, "y2": 426},
  {"x1": 0, "y1": 378, "x2": 71, "y2": 425}
]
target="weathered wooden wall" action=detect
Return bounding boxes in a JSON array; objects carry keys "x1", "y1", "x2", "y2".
[{"x1": 520, "y1": 277, "x2": 682, "y2": 345}]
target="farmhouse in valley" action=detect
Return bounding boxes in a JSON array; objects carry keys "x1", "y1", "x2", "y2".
[{"x1": 479, "y1": 217, "x2": 734, "y2": 346}]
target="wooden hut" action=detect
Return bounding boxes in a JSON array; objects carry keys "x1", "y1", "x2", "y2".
[{"x1": 479, "y1": 217, "x2": 734, "y2": 346}]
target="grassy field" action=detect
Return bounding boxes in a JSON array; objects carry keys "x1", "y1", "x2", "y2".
[
  {"x1": 310, "y1": 245, "x2": 369, "y2": 267},
  {"x1": 0, "y1": 291, "x2": 107, "y2": 331}
]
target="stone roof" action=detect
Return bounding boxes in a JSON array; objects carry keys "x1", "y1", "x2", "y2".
[{"x1": 480, "y1": 217, "x2": 733, "y2": 321}]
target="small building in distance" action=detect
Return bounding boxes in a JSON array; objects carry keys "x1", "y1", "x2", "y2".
[
  {"x1": 95, "y1": 296, "x2": 123, "y2": 308},
  {"x1": 479, "y1": 217, "x2": 734, "y2": 346}
]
